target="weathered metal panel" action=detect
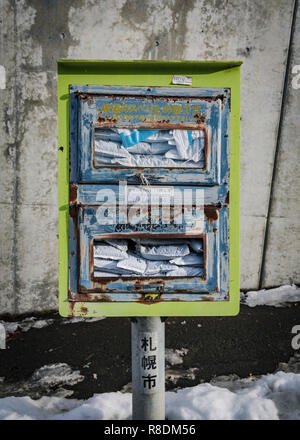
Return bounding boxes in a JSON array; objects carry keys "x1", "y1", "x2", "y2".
[
  {"x1": 75, "y1": 205, "x2": 226, "y2": 298},
  {"x1": 68, "y1": 86, "x2": 230, "y2": 302},
  {"x1": 71, "y1": 85, "x2": 229, "y2": 185}
]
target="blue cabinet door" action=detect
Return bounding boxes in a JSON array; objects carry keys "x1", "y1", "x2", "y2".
[
  {"x1": 70, "y1": 85, "x2": 230, "y2": 185},
  {"x1": 69, "y1": 86, "x2": 230, "y2": 304}
]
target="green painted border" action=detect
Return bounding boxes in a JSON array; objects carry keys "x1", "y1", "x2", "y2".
[{"x1": 57, "y1": 60, "x2": 241, "y2": 317}]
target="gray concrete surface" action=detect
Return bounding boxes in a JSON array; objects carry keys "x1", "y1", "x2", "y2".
[{"x1": 0, "y1": 0, "x2": 299, "y2": 315}]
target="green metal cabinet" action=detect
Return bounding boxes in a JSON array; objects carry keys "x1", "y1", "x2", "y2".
[{"x1": 57, "y1": 60, "x2": 241, "y2": 317}]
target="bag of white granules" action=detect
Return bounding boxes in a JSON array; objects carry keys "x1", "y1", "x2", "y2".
[
  {"x1": 167, "y1": 266, "x2": 204, "y2": 277},
  {"x1": 94, "y1": 139, "x2": 129, "y2": 158},
  {"x1": 170, "y1": 253, "x2": 204, "y2": 266},
  {"x1": 104, "y1": 239, "x2": 128, "y2": 253},
  {"x1": 95, "y1": 129, "x2": 122, "y2": 142},
  {"x1": 126, "y1": 142, "x2": 172, "y2": 155},
  {"x1": 117, "y1": 255, "x2": 147, "y2": 274},
  {"x1": 94, "y1": 244, "x2": 128, "y2": 260},
  {"x1": 189, "y1": 239, "x2": 204, "y2": 253},
  {"x1": 94, "y1": 258, "x2": 130, "y2": 275},
  {"x1": 138, "y1": 244, "x2": 190, "y2": 261},
  {"x1": 144, "y1": 260, "x2": 178, "y2": 275}
]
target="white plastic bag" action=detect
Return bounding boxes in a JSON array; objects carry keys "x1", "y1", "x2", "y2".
[
  {"x1": 94, "y1": 244, "x2": 128, "y2": 260},
  {"x1": 127, "y1": 142, "x2": 172, "y2": 155},
  {"x1": 94, "y1": 139, "x2": 129, "y2": 158},
  {"x1": 138, "y1": 244, "x2": 190, "y2": 260},
  {"x1": 95, "y1": 129, "x2": 121, "y2": 142},
  {"x1": 167, "y1": 266, "x2": 204, "y2": 277},
  {"x1": 170, "y1": 253, "x2": 204, "y2": 266},
  {"x1": 104, "y1": 239, "x2": 128, "y2": 253},
  {"x1": 94, "y1": 258, "x2": 129, "y2": 274},
  {"x1": 189, "y1": 239, "x2": 204, "y2": 253},
  {"x1": 144, "y1": 260, "x2": 178, "y2": 275},
  {"x1": 117, "y1": 255, "x2": 147, "y2": 274}
]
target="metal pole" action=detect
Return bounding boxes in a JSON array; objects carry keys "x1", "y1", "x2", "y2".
[{"x1": 131, "y1": 317, "x2": 165, "y2": 420}]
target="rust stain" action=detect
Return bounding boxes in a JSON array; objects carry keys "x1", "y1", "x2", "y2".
[
  {"x1": 69, "y1": 184, "x2": 77, "y2": 204},
  {"x1": 72, "y1": 292, "x2": 114, "y2": 302},
  {"x1": 193, "y1": 114, "x2": 206, "y2": 124},
  {"x1": 97, "y1": 114, "x2": 117, "y2": 124},
  {"x1": 204, "y1": 204, "x2": 221, "y2": 222},
  {"x1": 68, "y1": 289, "x2": 75, "y2": 316},
  {"x1": 93, "y1": 121, "x2": 206, "y2": 130},
  {"x1": 225, "y1": 191, "x2": 229, "y2": 204},
  {"x1": 79, "y1": 92, "x2": 225, "y2": 103},
  {"x1": 97, "y1": 294, "x2": 113, "y2": 302},
  {"x1": 89, "y1": 241, "x2": 94, "y2": 280},
  {"x1": 137, "y1": 293, "x2": 162, "y2": 305},
  {"x1": 80, "y1": 306, "x2": 88, "y2": 315},
  {"x1": 91, "y1": 232, "x2": 204, "y2": 240}
]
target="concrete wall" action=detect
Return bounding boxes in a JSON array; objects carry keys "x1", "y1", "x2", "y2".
[{"x1": 0, "y1": 0, "x2": 299, "y2": 315}]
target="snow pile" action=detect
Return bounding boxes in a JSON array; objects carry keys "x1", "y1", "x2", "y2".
[
  {"x1": 165, "y1": 367, "x2": 198, "y2": 385},
  {"x1": 0, "y1": 371, "x2": 299, "y2": 420},
  {"x1": 0, "y1": 316, "x2": 105, "y2": 336},
  {"x1": 167, "y1": 372, "x2": 300, "y2": 420},
  {"x1": 241, "y1": 284, "x2": 300, "y2": 307},
  {"x1": 0, "y1": 317, "x2": 54, "y2": 336},
  {"x1": 165, "y1": 348, "x2": 188, "y2": 366},
  {"x1": 31, "y1": 364, "x2": 84, "y2": 391},
  {"x1": 60, "y1": 317, "x2": 105, "y2": 325},
  {"x1": 0, "y1": 392, "x2": 131, "y2": 421},
  {"x1": 276, "y1": 352, "x2": 300, "y2": 374},
  {"x1": 0, "y1": 364, "x2": 84, "y2": 399}
]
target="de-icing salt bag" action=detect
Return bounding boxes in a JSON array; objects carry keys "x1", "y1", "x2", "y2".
[
  {"x1": 167, "y1": 266, "x2": 204, "y2": 277},
  {"x1": 144, "y1": 260, "x2": 178, "y2": 275},
  {"x1": 127, "y1": 142, "x2": 172, "y2": 155},
  {"x1": 138, "y1": 244, "x2": 190, "y2": 261},
  {"x1": 95, "y1": 129, "x2": 122, "y2": 142},
  {"x1": 117, "y1": 255, "x2": 147, "y2": 274},
  {"x1": 94, "y1": 258, "x2": 131, "y2": 275},
  {"x1": 170, "y1": 253, "x2": 204, "y2": 266},
  {"x1": 94, "y1": 139, "x2": 130, "y2": 158},
  {"x1": 169, "y1": 129, "x2": 205, "y2": 163},
  {"x1": 94, "y1": 244, "x2": 128, "y2": 260}
]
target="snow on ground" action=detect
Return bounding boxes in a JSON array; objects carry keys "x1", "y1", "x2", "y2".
[
  {"x1": 0, "y1": 370, "x2": 300, "y2": 420},
  {"x1": 165, "y1": 367, "x2": 199, "y2": 386},
  {"x1": 241, "y1": 284, "x2": 300, "y2": 307},
  {"x1": 0, "y1": 317, "x2": 54, "y2": 336},
  {"x1": 165, "y1": 348, "x2": 188, "y2": 366},
  {"x1": 0, "y1": 363, "x2": 84, "y2": 399},
  {"x1": 0, "y1": 316, "x2": 105, "y2": 336},
  {"x1": 60, "y1": 317, "x2": 106, "y2": 325}
]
